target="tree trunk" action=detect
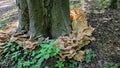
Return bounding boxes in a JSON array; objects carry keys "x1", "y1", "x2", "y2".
[
  {"x1": 51, "y1": 0, "x2": 71, "y2": 38},
  {"x1": 109, "y1": 0, "x2": 118, "y2": 9},
  {"x1": 16, "y1": 0, "x2": 29, "y2": 32},
  {"x1": 17, "y1": 0, "x2": 71, "y2": 39}
]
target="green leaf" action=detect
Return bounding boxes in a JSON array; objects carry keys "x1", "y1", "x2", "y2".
[
  {"x1": 17, "y1": 59, "x2": 23, "y2": 68},
  {"x1": 23, "y1": 61, "x2": 31, "y2": 67},
  {"x1": 85, "y1": 49, "x2": 96, "y2": 63},
  {"x1": 68, "y1": 60, "x2": 77, "y2": 68},
  {"x1": 11, "y1": 47, "x2": 15, "y2": 52},
  {"x1": 35, "y1": 54, "x2": 41, "y2": 59},
  {"x1": 3, "y1": 48, "x2": 9, "y2": 52},
  {"x1": 30, "y1": 65, "x2": 36, "y2": 68},
  {"x1": 24, "y1": 51, "x2": 28, "y2": 55},
  {"x1": 115, "y1": 63, "x2": 120, "y2": 68},
  {"x1": 16, "y1": 46, "x2": 20, "y2": 50},
  {"x1": 45, "y1": 66, "x2": 49, "y2": 68},
  {"x1": 31, "y1": 51, "x2": 36, "y2": 56},
  {"x1": 44, "y1": 54, "x2": 50, "y2": 59},
  {"x1": 30, "y1": 59, "x2": 36, "y2": 64},
  {"x1": 37, "y1": 58, "x2": 44, "y2": 68},
  {"x1": 6, "y1": 40, "x2": 13, "y2": 46},
  {"x1": 55, "y1": 60, "x2": 64, "y2": 68},
  {"x1": 105, "y1": 64, "x2": 110, "y2": 68}
]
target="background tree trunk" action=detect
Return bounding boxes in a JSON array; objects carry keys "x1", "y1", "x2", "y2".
[{"x1": 25, "y1": 0, "x2": 71, "y2": 38}]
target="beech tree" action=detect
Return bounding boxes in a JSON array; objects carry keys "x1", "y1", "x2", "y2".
[{"x1": 16, "y1": 0, "x2": 72, "y2": 38}]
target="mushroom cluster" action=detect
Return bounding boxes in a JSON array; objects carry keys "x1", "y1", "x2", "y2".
[{"x1": 56, "y1": 8, "x2": 95, "y2": 61}]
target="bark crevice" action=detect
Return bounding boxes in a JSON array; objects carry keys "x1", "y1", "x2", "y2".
[{"x1": 17, "y1": 0, "x2": 72, "y2": 39}]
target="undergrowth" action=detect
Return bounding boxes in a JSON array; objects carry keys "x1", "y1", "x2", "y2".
[
  {"x1": 97, "y1": 0, "x2": 110, "y2": 9},
  {"x1": 0, "y1": 40, "x2": 60, "y2": 68},
  {"x1": 105, "y1": 63, "x2": 120, "y2": 68},
  {"x1": 85, "y1": 49, "x2": 96, "y2": 63},
  {"x1": 0, "y1": 39, "x2": 96, "y2": 68},
  {"x1": 55, "y1": 59, "x2": 78, "y2": 68}
]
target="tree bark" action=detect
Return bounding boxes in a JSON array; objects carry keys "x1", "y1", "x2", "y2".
[
  {"x1": 16, "y1": 0, "x2": 29, "y2": 32},
  {"x1": 17, "y1": 0, "x2": 71, "y2": 38},
  {"x1": 26, "y1": 0, "x2": 71, "y2": 38},
  {"x1": 51, "y1": 0, "x2": 71, "y2": 38}
]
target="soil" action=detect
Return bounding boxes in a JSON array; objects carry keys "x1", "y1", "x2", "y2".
[
  {"x1": 0, "y1": 0, "x2": 120, "y2": 68},
  {"x1": 0, "y1": 0, "x2": 18, "y2": 29},
  {"x1": 79, "y1": 8, "x2": 120, "y2": 68},
  {"x1": 0, "y1": 0, "x2": 16, "y2": 18}
]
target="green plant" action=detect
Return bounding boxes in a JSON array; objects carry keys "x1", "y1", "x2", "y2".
[
  {"x1": 35, "y1": 40, "x2": 60, "y2": 67},
  {"x1": 66, "y1": 60, "x2": 78, "y2": 68},
  {"x1": 70, "y1": 0, "x2": 81, "y2": 9},
  {"x1": 116, "y1": 32, "x2": 120, "y2": 36},
  {"x1": 0, "y1": 40, "x2": 23, "y2": 67},
  {"x1": 0, "y1": 40, "x2": 60, "y2": 68},
  {"x1": 115, "y1": 63, "x2": 120, "y2": 68},
  {"x1": 85, "y1": 49, "x2": 96, "y2": 63},
  {"x1": 55, "y1": 60, "x2": 64, "y2": 68},
  {"x1": 55, "y1": 59, "x2": 78, "y2": 68},
  {"x1": 45, "y1": 66, "x2": 49, "y2": 68},
  {"x1": 105, "y1": 64, "x2": 111, "y2": 68},
  {"x1": 97, "y1": 0, "x2": 111, "y2": 9}
]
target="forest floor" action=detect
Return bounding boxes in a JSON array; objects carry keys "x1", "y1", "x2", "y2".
[
  {"x1": 80, "y1": 8, "x2": 120, "y2": 68},
  {"x1": 0, "y1": 0, "x2": 18, "y2": 30},
  {"x1": 0, "y1": 0, "x2": 120, "y2": 68}
]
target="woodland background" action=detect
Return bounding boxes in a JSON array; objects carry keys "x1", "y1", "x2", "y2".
[{"x1": 0, "y1": 0, "x2": 120, "y2": 68}]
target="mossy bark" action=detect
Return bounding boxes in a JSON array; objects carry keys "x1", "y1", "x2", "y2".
[
  {"x1": 16, "y1": 0, "x2": 29, "y2": 32},
  {"x1": 51, "y1": 0, "x2": 71, "y2": 38},
  {"x1": 17, "y1": 0, "x2": 71, "y2": 38}
]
